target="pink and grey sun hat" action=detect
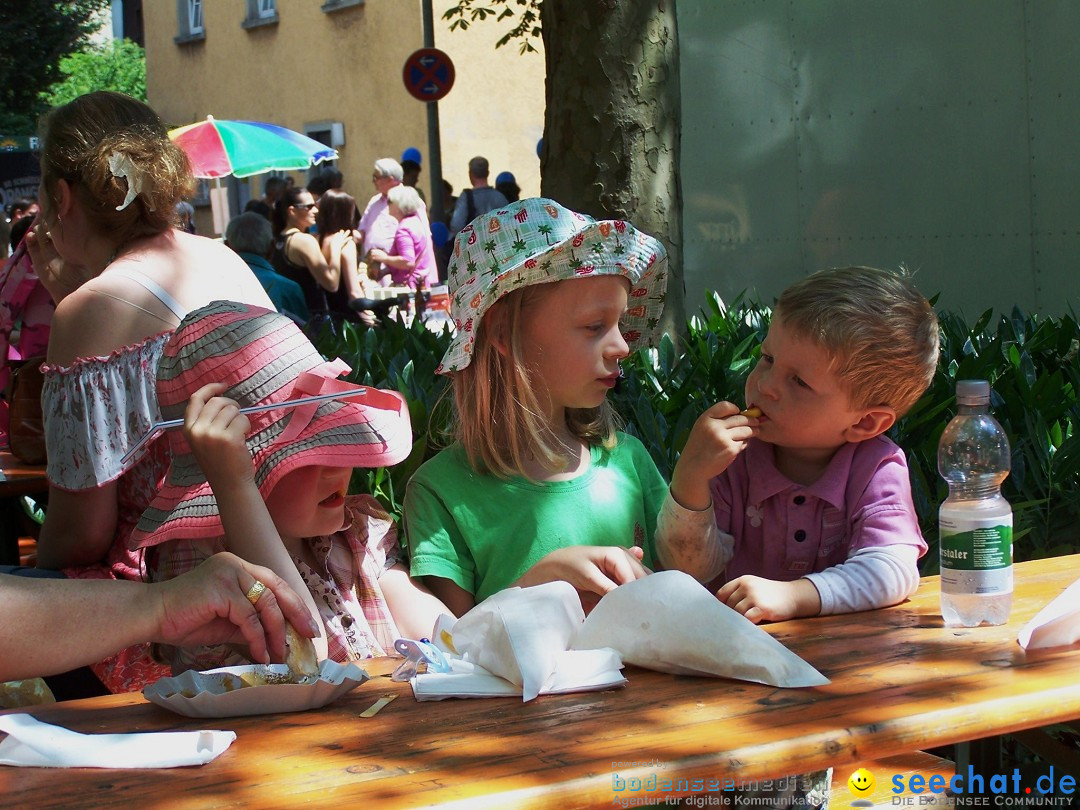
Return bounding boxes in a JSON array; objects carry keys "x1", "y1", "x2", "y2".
[
  {"x1": 437, "y1": 197, "x2": 668, "y2": 374},
  {"x1": 129, "y1": 300, "x2": 412, "y2": 547}
]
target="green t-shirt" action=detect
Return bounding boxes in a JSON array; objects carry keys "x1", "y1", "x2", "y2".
[{"x1": 404, "y1": 433, "x2": 667, "y2": 603}]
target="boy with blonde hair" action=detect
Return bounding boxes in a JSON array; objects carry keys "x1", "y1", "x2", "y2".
[{"x1": 658, "y1": 266, "x2": 940, "y2": 623}]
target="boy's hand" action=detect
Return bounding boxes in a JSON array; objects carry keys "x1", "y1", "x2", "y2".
[
  {"x1": 184, "y1": 382, "x2": 256, "y2": 490},
  {"x1": 670, "y1": 401, "x2": 759, "y2": 511},
  {"x1": 715, "y1": 575, "x2": 821, "y2": 624}
]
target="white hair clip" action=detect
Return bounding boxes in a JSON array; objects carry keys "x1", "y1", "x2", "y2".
[{"x1": 108, "y1": 151, "x2": 144, "y2": 211}]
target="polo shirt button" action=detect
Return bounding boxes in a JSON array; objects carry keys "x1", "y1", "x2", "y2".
[
  {"x1": 793, "y1": 495, "x2": 806, "y2": 505},
  {"x1": 794, "y1": 530, "x2": 807, "y2": 542}
]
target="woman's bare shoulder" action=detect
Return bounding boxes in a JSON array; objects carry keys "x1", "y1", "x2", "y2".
[
  {"x1": 287, "y1": 230, "x2": 323, "y2": 263},
  {"x1": 47, "y1": 282, "x2": 156, "y2": 364}
]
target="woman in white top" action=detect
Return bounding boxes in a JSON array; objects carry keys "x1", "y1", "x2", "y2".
[{"x1": 25, "y1": 91, "x2": 273, "y2": 692}]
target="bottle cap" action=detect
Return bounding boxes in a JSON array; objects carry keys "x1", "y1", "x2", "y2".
[{"x1": 956, "y1": 379, "x2": 990, "y2": 406}]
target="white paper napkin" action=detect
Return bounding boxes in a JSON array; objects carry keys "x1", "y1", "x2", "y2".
[
  {"x1": 411, "y1": 581, "x2": 626, "y2": 701},
  {"x1": 448, "y1": 580, "x2": 586, "y2": 700},
  {"x1": 571, "y1": 570, "x2": 830, "y2": 687},
  {"x1": 411, "y1": 649, "x2": 626, "y2": 701},
  {"x1": 1019, "y1": 576, "x2": 1080, "y2": 650},
  {"x1": 0, "y1": 713, "x2": 235, "y2": 768}
]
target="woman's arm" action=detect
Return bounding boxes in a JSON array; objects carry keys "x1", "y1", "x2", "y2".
[
  {"x1": 39, "y1": 287, "x2": 174, "y2": 568},
  {"x1": 0, "y1": 553, "x2": 318, "y2": 681},
  {"x1": 368, "y1": 221, "x2": 422, "y2": 274},
  {"x1": 35, "y1": 483, "x2": 119, "y2": 570},
  {"x1": 369, "y1": 228, "x2": 419, "y2": 273},
  {"x1": 288, "y1": 231, "x2": 340, "y2": 293}
]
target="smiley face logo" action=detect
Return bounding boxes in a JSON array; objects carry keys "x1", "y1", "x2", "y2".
[{"x1": 848, "y1": 768, "x2": 875, "y2": 797}]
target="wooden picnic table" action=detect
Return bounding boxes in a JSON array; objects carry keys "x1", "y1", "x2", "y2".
[{"x1": 3, "y1": 555, "x2": 1080, "y2": 808}]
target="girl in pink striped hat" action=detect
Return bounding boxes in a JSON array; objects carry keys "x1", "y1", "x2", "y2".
[{"x1": 131, "y1": 300, "x2": 447, "y2": 673}]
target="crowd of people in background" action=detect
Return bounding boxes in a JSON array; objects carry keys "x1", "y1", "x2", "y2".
[{"x1": 208, "y1": 149, "x2": 524, "y2": 333}]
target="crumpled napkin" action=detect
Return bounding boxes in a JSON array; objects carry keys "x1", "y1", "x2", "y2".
[
  {"x1": 0, "y1": 713, "x2": 235, "y2": 768},
  {"x1": 411, "y1": 648, "x2": 626, "y2": 701},
  {"x1": 571, "y1": 570, "x2": 829, "y2": 687},
  {"x1": 413, "y1": 581, "x2": 626, "y2": 702},
  {"x1": 1019, "y1": 577, "x2": 1080, "y2": 650}
]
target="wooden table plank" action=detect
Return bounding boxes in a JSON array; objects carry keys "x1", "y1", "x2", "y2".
[{"x1": 3, "y1": 556, "x2": 1079, "y2": 808}]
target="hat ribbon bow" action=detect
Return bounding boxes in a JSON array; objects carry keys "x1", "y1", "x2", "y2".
[{"x1": 275, "y1": 358, "x2": 404, "y2": 446}]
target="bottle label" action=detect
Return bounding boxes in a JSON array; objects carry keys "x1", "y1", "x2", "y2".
[{"x1": 939, "y1": 514, "x2": 1012, "y2": 571}]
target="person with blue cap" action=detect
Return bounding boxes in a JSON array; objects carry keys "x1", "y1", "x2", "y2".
[
  {"x1": 400, "y1": 147, "x2": 425, "y2": 202},
  {"x1": 495, "y1": 171, "x2": 520, "y2": 203}
]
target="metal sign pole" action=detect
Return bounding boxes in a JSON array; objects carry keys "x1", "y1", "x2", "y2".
[{"x1": 421, "y1": 0, "x2": 445, "y2": 228}]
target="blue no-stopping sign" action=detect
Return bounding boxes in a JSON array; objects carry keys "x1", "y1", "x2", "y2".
[{"x1": 403, "y1": 48, "x2": 456, "y2": 102}]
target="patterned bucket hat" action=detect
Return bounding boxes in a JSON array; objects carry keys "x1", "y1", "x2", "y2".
[
  {"x1": 130, "y1": 300, "x2": 412, "y2": 546},
  {"x1": 437, "y1": 197, "x2": 668, "y2": 374}
]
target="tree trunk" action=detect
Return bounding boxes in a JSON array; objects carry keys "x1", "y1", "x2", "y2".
[{"x1": 540, "y1": 0, "x2": 684, "y2": 332}]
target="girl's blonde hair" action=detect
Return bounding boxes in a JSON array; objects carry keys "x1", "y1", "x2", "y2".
[
  {"x1": 38, "y1": 91, "x2": 194, "y2": 244},
  {"x1": 452, "y1": 283, "x2": 618, "y2": 478}
]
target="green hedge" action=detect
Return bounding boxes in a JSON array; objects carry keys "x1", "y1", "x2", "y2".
[{"x1": 311, "y1": 296, "x2": 1080, "y2": 571}]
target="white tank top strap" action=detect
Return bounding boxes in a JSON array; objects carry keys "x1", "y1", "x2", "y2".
[{"x1": 106, "y1": 266, "x2": 189, "y2": 320}]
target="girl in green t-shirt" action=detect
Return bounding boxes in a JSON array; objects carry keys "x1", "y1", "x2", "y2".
[{"x1": 405, "y1": 198, "x2": 670, "y2": 616}]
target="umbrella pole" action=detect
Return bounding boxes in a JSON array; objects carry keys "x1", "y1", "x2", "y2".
[{"x1": 209, "y1": 176, "x2": 231, "y2": 237}]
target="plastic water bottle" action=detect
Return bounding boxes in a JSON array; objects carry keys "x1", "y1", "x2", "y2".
[{"x1": 938, "y1": 380, "x2": 1013, "y2": 626}]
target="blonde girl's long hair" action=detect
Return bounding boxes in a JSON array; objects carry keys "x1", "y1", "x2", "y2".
[{"x1": 451, "y1": 284, "x2": 619, "y2": 479}]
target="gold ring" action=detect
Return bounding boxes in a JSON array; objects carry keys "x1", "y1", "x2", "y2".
[{"x1": 245, "y1": 580, "x2": 267, "y2": 605}]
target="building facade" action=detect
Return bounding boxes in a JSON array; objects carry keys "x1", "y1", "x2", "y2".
[{"x1": 144, "y1": 1, "x2": 544, "y2": 233}]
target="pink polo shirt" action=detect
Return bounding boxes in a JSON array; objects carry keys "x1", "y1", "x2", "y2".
[{"x1": 710, "y1": 435, "x2": 927, "y2": 583}]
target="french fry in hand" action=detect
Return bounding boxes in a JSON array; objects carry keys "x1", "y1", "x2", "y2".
[{"x1": 740, "y1": 407, "x2": 762, "y2": 418}]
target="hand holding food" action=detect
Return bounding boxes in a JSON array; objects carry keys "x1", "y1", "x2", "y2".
[
  {"x1": 670, "y1": 401, "x2": 760, "y2": 511},
  {"x1": 285, "y1": 622, "x2": 320, "y2": 682}
]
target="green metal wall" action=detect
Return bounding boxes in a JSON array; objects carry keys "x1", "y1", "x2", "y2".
[{"x1": 679, "y1": 0, "x2": 1080, "y2": 316}]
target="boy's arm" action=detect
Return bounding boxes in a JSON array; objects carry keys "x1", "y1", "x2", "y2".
[
  {"x1": 654, "y1": 491, "x2": 733, "y2": 582},
  {"x1": 802, "y1": 442, "x2": 925, "y2": 614},
  {"x1": 802, "y1": 545, "x2": 921, "y2": 614},
  {"x1": 658, "y1": 401, "x2": 756, "y2": 578}
]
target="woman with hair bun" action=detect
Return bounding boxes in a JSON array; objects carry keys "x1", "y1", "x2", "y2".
[{"x1": 24, "y1": 91, "x2": 273, "y2": 694}]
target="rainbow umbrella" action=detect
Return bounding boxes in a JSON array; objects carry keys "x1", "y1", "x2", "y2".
[{"x1": 168, "y1": 116, "x2": 338, "y2": 179}]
